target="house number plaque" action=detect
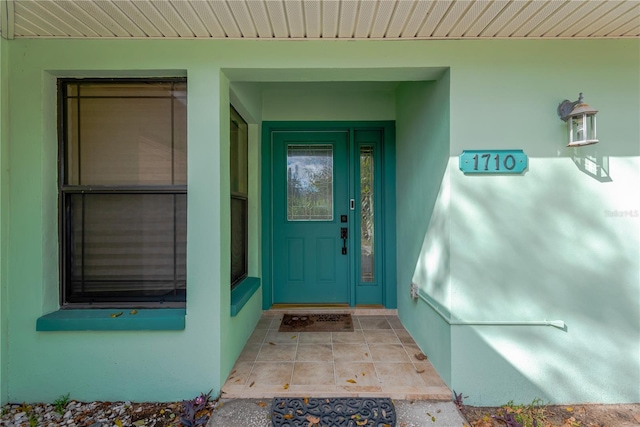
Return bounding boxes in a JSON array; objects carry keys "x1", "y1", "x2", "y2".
[{"x1": 459, "y1": 150, "x2": 528, "y2": 174}]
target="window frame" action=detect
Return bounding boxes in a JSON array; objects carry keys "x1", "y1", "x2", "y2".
[
  {"x1": 230, "y1": 105, "x2": 249, "y2": 289},
  {"x1": 57, "y1": 77, "x2": 188, "y2": 308}
]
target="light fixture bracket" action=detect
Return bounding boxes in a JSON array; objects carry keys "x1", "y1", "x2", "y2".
[{"x1": 557, "y1": 93, "x2": 584, "y2": 122}]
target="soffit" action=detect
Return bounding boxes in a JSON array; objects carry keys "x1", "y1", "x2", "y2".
[{"x1": 1, "y1": 0, "x2": 639, "y2": 40}]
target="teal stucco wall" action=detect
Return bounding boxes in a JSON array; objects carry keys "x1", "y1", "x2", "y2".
[
  {"x1": 5, "y1": 41, "x2": 230, "y2": 403},
  {"x1": 446, "y1": 40, "x2": 639, "y2": 405},
  {"x1": 394, "y1": 40, "x2": 639, "y2": 406},
  {"x1": 1, "y1": 38, "x2": 638, "y2": 406},
  {"x1": 395, "y1": 75, "x2": 452, "y2": 385}
]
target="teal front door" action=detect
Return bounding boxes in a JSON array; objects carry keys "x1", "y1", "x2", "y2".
[
  {"x1": 266, "y1": 122, "x2": 395, "y2": 308},
  {"x1": 272, "y1": 131, "x2": 350, "y2": 304}
]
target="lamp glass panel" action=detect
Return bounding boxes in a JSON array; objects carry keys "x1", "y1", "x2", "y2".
[
  {"x1": 571, "y1": 114, "x2": 586, "y2": 143},
  {"x1": 587, "y1": 114, "x2": 597, "y2": 141}
]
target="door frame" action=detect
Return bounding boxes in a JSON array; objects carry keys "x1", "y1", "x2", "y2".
[{"x1": 261, "y1": 121, "x2": 397, "y2": 309}]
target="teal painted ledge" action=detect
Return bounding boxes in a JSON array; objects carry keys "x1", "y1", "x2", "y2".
[
  {"x1": 36, "y1": 308, "x2": 186, "y2": 331},
  {"x1": 231, "y1": 277, "x2": 261, "y2": 317}
]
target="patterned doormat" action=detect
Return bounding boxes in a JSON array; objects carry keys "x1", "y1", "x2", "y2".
[
  {"x1": 278, "y1": 313, "x2": 353, "y2": 332},
  {"x1": 271, "y1": 397, "x2": 396, "y2": 427}
]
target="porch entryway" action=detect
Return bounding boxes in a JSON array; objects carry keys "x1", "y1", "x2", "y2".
[
  {"x1": 221, "y1": 309, "x2": 450, "y2": 400},
  {"x1": 262, "y1": 122, "x2": 397, "y2": 308}
]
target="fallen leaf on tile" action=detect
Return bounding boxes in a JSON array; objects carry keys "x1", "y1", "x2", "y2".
[
  {"x1": 362, "y1": 372, "x2": 366, "y2": 376},
  {"x1": 346, "y1": 379, "x2": 357, "y2": 384},
  {"x1": 303, "y1": 397, "x2": 309, "y2": 405},
  {"x1": 283, "y1": 414, "x2": 293, "y2": 419},
  {"x1": 356, "y1": 419, "x2": 368, "y2": 426},
  {"x1": 129, "y1": 309, "x2": 138, "y2": 315},
  {"x1": 414, "y1": 352, "x2": 428, "y2": 361},
  {"x1": 351, "y1": 414, "x2": 361, "y2": 420},
  {"x1": 249, "y1": 381, "x2": 255, "y2": 387},
  {"x1": 416, "y1": 369, "x2": 425, "y2": 374},
  {"x1": 256, "y1": 401, "x2": 267, "y2": 407},
  {"x1": 291, "y1": 335, "x2": 297, "y2": 339},
  {"x1": 283, "y1": 383, "x2": 289, "y2": 389},
  {"x1": 269, "y1": 342, "x2": 276, "y2": 346},
  {"x1": 306, "y1": 414, "x2": 320, "y2": 424},
  {"x1": 364, "y1": 353, "x2": 369, "y2": 357},
  {"x1": 297, "y1": 409, "x2": 303, "y2": 414},
  {"x1": 110, "y1": 312, "x2": 123, "y2": 318},
  {"x1": 382, "y1": 409, "x2": 386, "y2": 417}
]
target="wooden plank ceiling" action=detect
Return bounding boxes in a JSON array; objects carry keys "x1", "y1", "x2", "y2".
[{"x1": 1, "y1": 0, "x2": 639, "y2": 40}]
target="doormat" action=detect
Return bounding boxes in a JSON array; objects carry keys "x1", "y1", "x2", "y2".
[
  {"x1": 278, "y1": 313, "x2": 353, "y2": 332},
  {"x1": 271, "y1": 397, "x2": 396, "y2": 427}
]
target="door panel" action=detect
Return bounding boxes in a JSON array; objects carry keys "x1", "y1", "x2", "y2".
[{"x1": 273, "y1": 131, "x2": 349, "y2": 304}]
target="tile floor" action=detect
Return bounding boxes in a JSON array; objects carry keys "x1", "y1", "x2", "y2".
[{"x1": 221, "y1": 311, "x2": 451, "y2": 400}]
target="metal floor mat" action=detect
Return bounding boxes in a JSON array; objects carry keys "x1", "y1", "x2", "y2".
[{"x1": 271, "y1": 397, "x2": 396, "y2": 427}]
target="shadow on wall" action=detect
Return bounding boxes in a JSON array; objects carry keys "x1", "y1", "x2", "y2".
[
  {"x1": 570, "y1": 145, "x2": 612, "y2": 183},
  {"x1": 412, "y1": 170, "x2": 451, "y2": 310},
  {"x1": 406, "y1": 167, "x2": 452, "y2": 384},
  {"x1": 411, "y1": 165, "x2": 451, "y2": 315},
  {"x1": 446, "y1": 153, "x2": 639, "y2": 405}
]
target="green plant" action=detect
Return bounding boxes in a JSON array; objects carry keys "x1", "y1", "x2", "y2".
[
  {"x1": 494, "y1": 399, "x2": 547, "y2": 427},
  {"x1": 28, "y1": 413, "x2": 38, "y2": 427},
  {"x1": 53, "y1": 393, "x2": 70, "y2": 415}
]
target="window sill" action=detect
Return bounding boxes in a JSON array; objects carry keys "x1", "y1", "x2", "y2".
[
  {"x1": 231, "y1": 277, "x2": 261, "y2": 317},
  {"x1": 36, "y1": 308, "x2": 186, "y2": 331}
]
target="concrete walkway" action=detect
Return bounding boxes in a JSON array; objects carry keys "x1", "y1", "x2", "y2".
[{"x1": 207, "y1": 398, "x2": 468, "y2": 426}]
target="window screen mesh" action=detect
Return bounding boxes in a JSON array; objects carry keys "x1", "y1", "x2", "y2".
[{"x1": 60, "y1": 79, "x2": 187, "y2": 305}]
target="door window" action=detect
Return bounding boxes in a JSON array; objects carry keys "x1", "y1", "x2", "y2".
[{"x1": 286, "y1": 145, "x2": 334, "y2": 221}]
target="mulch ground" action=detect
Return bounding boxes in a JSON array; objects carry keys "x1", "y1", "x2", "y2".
[
  {"x1": 129, "y1": 399, "x2": 219, "y2": 427},
  {"x1": 0, "y1": 399, "x2": 219, "y2": 427},
  {"x1": 460, "y1": 403, "x2": 640, "y2": 427}
]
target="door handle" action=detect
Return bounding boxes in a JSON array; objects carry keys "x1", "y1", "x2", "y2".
[{"x1": 340, "y1": 227, "x2": 348, "y2": 255}]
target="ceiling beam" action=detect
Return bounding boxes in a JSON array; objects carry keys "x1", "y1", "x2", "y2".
[{"x1": 1, "y1": 0, "x2": 15, "y2": 40}]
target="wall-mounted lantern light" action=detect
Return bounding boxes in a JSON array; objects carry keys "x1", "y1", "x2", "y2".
[{"x1": 557, "y1": 93, "x2": 598, "y2": 147}]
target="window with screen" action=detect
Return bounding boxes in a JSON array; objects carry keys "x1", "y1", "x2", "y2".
[
  {"x1": 59, "y1": 78, "x2": 187, "y2": 306},
  {"x1": 230, "y1": 106, "x2": 248, "y2": 288}
]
